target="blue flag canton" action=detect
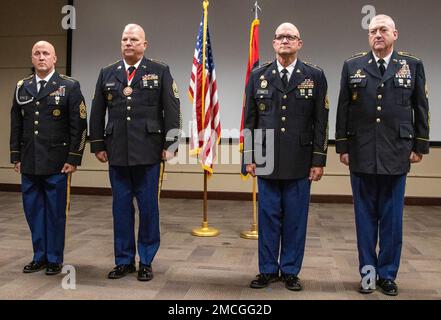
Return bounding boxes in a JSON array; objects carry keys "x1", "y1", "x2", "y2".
[{"x1": 196, "y1": 15, "x2": 215, "y2": 72}]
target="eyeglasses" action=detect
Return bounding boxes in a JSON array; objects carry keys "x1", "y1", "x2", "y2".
[{"x1": 274, "y1": 34, "x2": 300, "y2": 42}]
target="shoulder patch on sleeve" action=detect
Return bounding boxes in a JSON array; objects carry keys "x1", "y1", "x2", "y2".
[
  {"x1": 346, "y1": 52, "x2": 368, "y2": 61},
  {"x1": 79, "y1": 100, "x2": 87, "y2": 119},
  {"x1": 172, "y1": 80, "x2": 180, "y2": 99},
  {"x1": 398, "y1": 51, "x2": 420, "y2": 61}
]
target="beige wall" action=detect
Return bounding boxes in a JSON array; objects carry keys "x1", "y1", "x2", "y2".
[
  {"x1": 0, "y1": 0, "x2": 68, "y2": 183},
  {"x1": 1, "y1": 1, "x2": 440, "y2": 198}
]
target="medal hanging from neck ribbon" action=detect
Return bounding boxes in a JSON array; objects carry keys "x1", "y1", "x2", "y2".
[{"x1": 124, "y1": 67, "x2": 136, "y2": 96}]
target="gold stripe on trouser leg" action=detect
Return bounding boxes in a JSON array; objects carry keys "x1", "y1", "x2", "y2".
[
  {"x1": 65, "y1": 173, "x2": 72, "y2": 244},
  {"x1": 158, "y1": 161, "x2": 165, "y2": 204}
]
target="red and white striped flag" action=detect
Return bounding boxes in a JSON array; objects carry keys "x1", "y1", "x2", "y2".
[{"x1": 189, "y1": 2, "x2": 221, "y2": 174}]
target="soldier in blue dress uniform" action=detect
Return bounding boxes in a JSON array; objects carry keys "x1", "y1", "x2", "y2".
[
  {"x1": 10, "y1": 41, "x2": 87, "y2": 275},
  {"x1": 89, "y1": 24, "x2": 181, "y2": 281},
  {"x1": 336, "y1": 15, "x2": 430, "y2": 296},
  {"x1": 243, "y1": 23, "x2": 329, "y2": 291}
]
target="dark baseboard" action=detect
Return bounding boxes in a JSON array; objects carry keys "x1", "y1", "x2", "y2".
[{"x1": 0, "y1": 184, "x2": 440, "y2": 206}]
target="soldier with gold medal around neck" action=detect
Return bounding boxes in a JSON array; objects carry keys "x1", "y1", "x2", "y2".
[
  {"x1": 89, "y1": 24, "x2": 181, "y2": 282},
  {"x1": 336, "y1": 15, "x2": 430, "y2": 296},
  {"x1": 243, "y1": 22, "x2": 329, "y2": 292},
  {"x1": 10, "y1": 41, "x2": 87, "y2": 276}
]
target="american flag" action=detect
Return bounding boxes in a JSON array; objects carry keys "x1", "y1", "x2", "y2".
[{"x1": 189, "y1": 12, "x2": 221, "y2": 174}]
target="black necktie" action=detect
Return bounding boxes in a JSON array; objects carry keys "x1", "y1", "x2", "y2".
[
  {"x1": 281, "y1": 68, "x2": 289, "y2": 88},
  {"x1": 378, "y1": 59, "x2": 386, "y2": 76},
  {"x1": 38, "y1": 80, "x2": 47, "y2": 93},
  {"x1": 128, "y1": 66, "x2": 136, "y2": 77}
]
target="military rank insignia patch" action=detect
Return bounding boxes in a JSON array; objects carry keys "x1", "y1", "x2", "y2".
[
  {"x1": 79, "y1": 101, "x2": 87, "y2": 119},
  {"x1": 172, "y1": 80, "x2": 180, "y2": 99},
  {"x1": 325, "y1": 95, "x2": 330, "y2": 109}
]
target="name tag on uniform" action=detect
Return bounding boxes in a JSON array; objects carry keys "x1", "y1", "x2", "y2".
[
  {"x1": 349, "y1": 78, "x2": 363, "y2": 84},
  {"x1": 257, "y1": 89, "x2": 269, "y2": 95},
  {"x1": 105, "y1": 83, "x2": 116, "y2": 91}
]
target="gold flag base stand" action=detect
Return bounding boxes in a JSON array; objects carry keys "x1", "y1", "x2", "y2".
[
  {"x1": 192, "y1": 222, "x2": 220, "y2": 237},
  {"x1": 240, "y1": 223, "x2": 258, "y2": 240}
]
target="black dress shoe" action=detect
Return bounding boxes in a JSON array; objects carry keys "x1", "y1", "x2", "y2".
[
  {"x1": 45, "y1": 263, "x2": 63, "y2": 275},
  {"x1": 108, "y1": 264, "x2": 136, "y2": 279},
  {"x1": 250, "y1": 273, "x2": 279, "y2": 289},
  {"x1": 282, "y1": 274, "x2": 303, "y2": 291},
  {"x1": 23, "y1": 261, "x2": 47, "y2": 273},
  {"x1": 377, "y1": 279, "x2": 398, "y2": 296},
  {"x1": 358, "y1": 281, "x2": 375, "y2": 294},
  {"x1": 137, "y1": 264, "x2": 153, "y2": 282}
]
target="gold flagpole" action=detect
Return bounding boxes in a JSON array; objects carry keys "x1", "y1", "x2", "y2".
[
  {"x1": 192, "y1": 0, "x2": 219, "y2": 237},
  {"x1": 240, "y1": 1, "x2": 261, "y2": 240},
  {"x1": 240, "y1": 177, "x2": 258, "y2": 239}
]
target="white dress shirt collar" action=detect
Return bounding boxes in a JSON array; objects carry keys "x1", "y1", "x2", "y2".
[
  {"x1": 123, "y1": 58, "x2": 143, "y2": 85},
  {"x1": 277, "y1": 59, "x2": 297, "y2": 81},
  {"x1": 372, "y1": 51, "x2": 393, "y2": 69},
  {"x1": 35, "y1": 69, "x2": 55, "y2": 91},
  {"x1": 123, "y1": 58, "x2": 143, "y2": 71}
]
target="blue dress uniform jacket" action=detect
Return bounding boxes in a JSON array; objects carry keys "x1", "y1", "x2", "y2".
[
  {"x1": 335, "y1": 51, "x2": 430, "y2": 174},
  {"x1": 243, "y1": 60, "x2": 329, "y2": 180},
  {"x1": 89, "y1": 57, "x2": 181, "y2": 165},
  {"x1": 9, "y1": 72, "x2": 87, "y2": 265},
  {"x1": 10, "y1": 72, "x2": 88, "y2": 174}
]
